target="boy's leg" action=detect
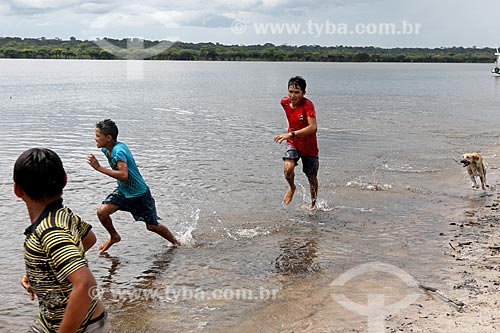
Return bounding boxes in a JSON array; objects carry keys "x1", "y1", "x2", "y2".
[
  {"x1": 303, "y1": 156, "x2": 319, "y2": 209},
  {"x1": 97, "y1": 203, "x2": 121, "y2": 253},
  {"x1": 283, "y1": 158, "x2": 297, "y2": 204},
  {"x1": 146, "y1": 223, "x2": 181, "y2": 246},
  {"x1": 308, "y1": 176, "x2": 318, "y2": 209},
  {"x1": 138, "y1": 189, "x2": 181, "y2": 246}
]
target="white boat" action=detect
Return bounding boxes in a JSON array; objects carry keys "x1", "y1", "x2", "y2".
[{"x1": 492, "y1": 48, "x2": 500, "y2": 75}]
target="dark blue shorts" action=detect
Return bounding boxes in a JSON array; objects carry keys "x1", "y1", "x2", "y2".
[
  {"x1": 103, "y1": 188, "x2": 160, "y2": 226},
  {"x1": 283, "y1": 145, "x2": 319, "y2": 180}
]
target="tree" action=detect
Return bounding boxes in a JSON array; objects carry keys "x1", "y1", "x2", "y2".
[{"x1": 0, "y1": 37, "x2": 496, "y2": 63}]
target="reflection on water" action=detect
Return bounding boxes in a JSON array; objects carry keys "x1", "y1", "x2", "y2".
[
  {"x1": 137, "y1": 248, "x2": 177, "y2": 284},
  {"x1": 1, "y1": 60, "x2": 500, "y2": 331},
  {"x1": 100, "y1": 254, "x2": 121, "y2": 285},
  {"x1": 99, "y1": 248, "x2": 177, "y2": 303},
  {"x1": 275, "y1": 237, "x2": 320, "y2": 275},
  {"x1": 97, "y1": 248, "x2": 179, "y2": 333}
]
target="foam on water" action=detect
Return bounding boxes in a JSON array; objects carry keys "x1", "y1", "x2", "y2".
[
  {"x1": 382, "y1": 162, "x2": 440, "y2": 173},
  {"x1": 334, "y1": 205, "x2": 375, "y2": 212},
  {"x1": 346, "y1": 180, "x2": 393, "y2": 191},
  {"x1": 234, "y1": 228, "x2": 271, "y2": 239}
]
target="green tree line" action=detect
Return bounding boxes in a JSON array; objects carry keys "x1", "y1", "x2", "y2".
[{"x1": 0, "y1": 37, "x2": 496, "y2": 63}]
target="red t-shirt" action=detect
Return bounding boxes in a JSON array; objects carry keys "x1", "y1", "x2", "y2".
[{"x1": 280, "y1": 96, "x2": 319, "y2": 156}]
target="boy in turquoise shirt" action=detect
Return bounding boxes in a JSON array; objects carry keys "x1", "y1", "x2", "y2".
[{"x1": 87, "y1": 119, "x2": 180, "y2": 253}]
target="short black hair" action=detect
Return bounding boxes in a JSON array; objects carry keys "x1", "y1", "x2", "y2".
[
  {"x1": 96, "y1": 119, "x2": 119, "y2": 140},
  {"x1": 13, "y1": 148, "x2": 66, "y2": 200},
  {"x1": 288, "y1": 76, "x2": 307, "y2": 92}
]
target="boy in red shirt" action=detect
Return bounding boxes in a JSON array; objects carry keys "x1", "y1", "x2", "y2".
[{"x1": 274, "y1": 76, "x2": 319, "y2": 209}]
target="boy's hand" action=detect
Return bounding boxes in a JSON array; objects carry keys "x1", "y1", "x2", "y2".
[
  {"x1": 274, "y1": 132, "x2": 292, "y2": 144},
  {"x1": 21, "y1": 274, "x2": 35, "y2": 301},
  {"x1": 86, "y1": 154, "x2": 101, "y2": 171}
]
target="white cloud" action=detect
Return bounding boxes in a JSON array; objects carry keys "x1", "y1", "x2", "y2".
[
  {"x1": 261, "y1": 0, "x2": 288, "y2": 7},
  {"x1": 0, "y1": 2, "x2": 12, "y2": 15},
  {"x1": 7, "y1": 0, "x2": 79, "y2": 10},
  {"x1": 88, "y1": 5, "x2": 180, "y2": 30},
  {"x1": 212, "y1": 0, "x2": 260, "y2": 10},
  {"x1": 76, "y1": 2, "x2": 116, "y2": 15}
]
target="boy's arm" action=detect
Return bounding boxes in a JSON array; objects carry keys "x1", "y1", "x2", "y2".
[
  {"x1": 57, "y1": 266, "x2": 97, "y2": 333},
  {"x1": 21, "y1": 273, "x2": 35, "y2": 301},
  {"x1": 82, "y1": 230, "x2": 97, "y2": 252},
  {"x1": 295, "y1": 100, "x2": 318, "y2": 137},
  {"x1": 87, "y1": 154, "x2": 128, "y2": 182},
  {"x1": 297, "y1": 116, "x2": 317, "y2": 136},
  {"x1": 274, "y1": 117, "x2": 317, "y2": 143}
]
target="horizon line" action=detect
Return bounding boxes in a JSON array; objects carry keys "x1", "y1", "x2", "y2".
[{"x1": 0, "y1": 36, "x2": 497, "y2": 50}]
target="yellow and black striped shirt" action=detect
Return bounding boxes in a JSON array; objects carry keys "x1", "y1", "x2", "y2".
[{"x1": 24, "y1": 198, "x2": 97, "y2": 333}]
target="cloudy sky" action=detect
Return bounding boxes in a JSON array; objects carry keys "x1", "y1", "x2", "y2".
[{"x1": 1, "y1": 0, "x2": 499, "y2": 47}]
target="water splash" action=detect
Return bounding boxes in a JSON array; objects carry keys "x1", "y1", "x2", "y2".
[
  {"x1": 296, "y1": 183, "x2": 309, "y2": 204},
  {"x1": 297, "y1": 199, "x2": 335, "y2": 213},
  {"x1": 214, "y1": 212, "x2": 238, "y2": 240},
  {"x1": 315, "y1": 199, "x2": 335, "y2": 212},
  {"x1": 212, "y1": 211, "x2": 271, "y2": 240},
  {"x1": 177, "y1": 208, "x2": 200, "y2": 247}
]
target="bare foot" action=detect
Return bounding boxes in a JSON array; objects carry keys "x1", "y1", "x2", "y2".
[
  {"x1": 309, "y1": 198, "x2": 317, "y2": 210},
  {"x1": 283, "y1": 186, "x2": 296, "y2": 205},
  {"x1": 99, "y1": 235, "x2": 121, "y2": 254}
]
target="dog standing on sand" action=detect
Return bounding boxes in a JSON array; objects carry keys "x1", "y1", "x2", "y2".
[{"x1": 460, "y1": 152, "x2": 488, "y2": 190}]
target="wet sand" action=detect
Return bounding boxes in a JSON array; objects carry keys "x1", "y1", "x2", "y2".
[{"x1": 387, "y1": 190, "x2": 500, "y2": 332}]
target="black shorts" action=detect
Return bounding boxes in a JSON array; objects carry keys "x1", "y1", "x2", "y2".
[
  {"x1": 282, "y1": 145, "x2": 319, "y2": 180},
  {"x1": 103, "y1": 188, "x2": 160, "y2": 225}
]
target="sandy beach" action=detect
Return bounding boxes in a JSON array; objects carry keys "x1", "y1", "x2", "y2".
[{"x1": 387, "y1": 188, "x2": 500, "y2": 332}]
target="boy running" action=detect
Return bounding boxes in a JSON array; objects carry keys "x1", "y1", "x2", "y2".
[
  {"x1": 274, "y1": 76, "x2": 319, "y2": 209},
  {"x1": 87, "y1": 119, "x2": 180, "y2": 253}
]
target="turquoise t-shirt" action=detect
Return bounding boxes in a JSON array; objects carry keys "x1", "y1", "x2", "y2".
[{"x1": 102, "y1": 142, "x2": 148, "y2": 198}]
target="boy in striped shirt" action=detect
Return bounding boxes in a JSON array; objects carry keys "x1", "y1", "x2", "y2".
[{"x1": 14, "y1": 148, "x2": 109, "y2": 333}]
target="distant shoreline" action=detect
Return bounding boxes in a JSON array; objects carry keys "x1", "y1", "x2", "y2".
[{"x1": 0, "y1": 37, "x2": 497, "y2": 63}]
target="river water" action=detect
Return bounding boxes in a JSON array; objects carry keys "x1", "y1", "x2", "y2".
[{"x1": 1, "y1": 59, "x2": 499, "y2": 332}]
